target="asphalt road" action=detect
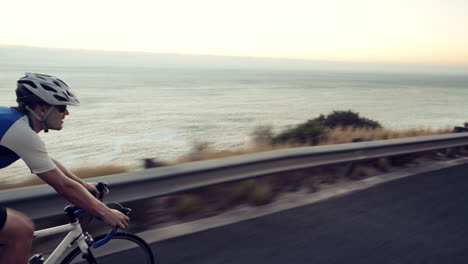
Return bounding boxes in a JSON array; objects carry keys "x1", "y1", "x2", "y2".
[{"x1": 148, "y1": 164, "x2": 468, "y2": 264}]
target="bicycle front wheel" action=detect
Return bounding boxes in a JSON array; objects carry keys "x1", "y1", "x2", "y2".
[{"x1": 60, "y1": 232, "x2": 155, "y2": 264}]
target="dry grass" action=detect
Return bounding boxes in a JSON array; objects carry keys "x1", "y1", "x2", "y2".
[
  {"x1": 172, "y1": 127, "x2": 452, "y2": 164},
  {"x1": 319, "y1": 127, "x2": 452, "y2": 145},
  {"x1": 0, "y1": 165, "x2": 129, "y2": 190},
  {"x1": 170, "y1": 139, "x2": 296, "y2": 164},
  {"x1": 72, "y1": 165, "x2": 129, "y2": 179},
  {"x1": 0, "y1": 177, "x2": 46, "y2": 191}
]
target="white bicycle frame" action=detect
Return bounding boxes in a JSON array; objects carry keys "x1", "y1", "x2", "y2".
[{"x1": 33, "y1": 220, "x2": 90, "y2": 264}]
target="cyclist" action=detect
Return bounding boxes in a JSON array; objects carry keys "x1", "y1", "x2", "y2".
[{"x1": 0, "y1": 73, "x2": 130, "y2": 264}]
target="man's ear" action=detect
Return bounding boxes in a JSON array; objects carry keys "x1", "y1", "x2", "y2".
[{"x1": 35, "y1": 104, "x2": 49, "y2": 118}]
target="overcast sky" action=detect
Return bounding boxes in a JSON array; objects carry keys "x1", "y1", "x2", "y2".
[{"x1": 1, "y1": 0, "x2": 467, "y2": 65}]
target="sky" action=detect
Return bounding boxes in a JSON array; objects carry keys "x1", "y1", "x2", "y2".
[{"x1": 1, "y1": 0, "x2": 467, "y2": 65}]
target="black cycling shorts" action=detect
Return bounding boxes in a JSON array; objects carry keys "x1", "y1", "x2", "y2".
[{"x1": 0, "y1": 206, "x2": 6, "y2": 232}]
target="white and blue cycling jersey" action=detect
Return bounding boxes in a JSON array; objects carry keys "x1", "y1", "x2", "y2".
[{"x1": 0, "y1": 107, "x2": 56, "y2": 173}]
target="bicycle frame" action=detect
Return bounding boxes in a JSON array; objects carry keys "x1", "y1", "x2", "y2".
[
  {"x1": 33, "y1": 220, "x2": 89, "y2": 264},
  {"x1": 30, "y1": 183, "x2": 130, "y2": 263}
]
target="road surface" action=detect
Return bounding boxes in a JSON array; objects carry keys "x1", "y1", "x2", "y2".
[{"x1": 148, "y1": 163, "x2": 468, "y2": 264}]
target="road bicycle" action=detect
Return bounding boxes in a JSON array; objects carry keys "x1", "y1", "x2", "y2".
[{"x1": 29, "y1": 183, "x2": 155, "y2": 264}]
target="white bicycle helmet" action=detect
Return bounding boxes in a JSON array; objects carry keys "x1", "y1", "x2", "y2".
[
  {"x1": 16, "y1": 73, "x2": 80, "y2": 132},
  {"x1": 16, "y1": 72, "x2": 80, "y2": 106}
]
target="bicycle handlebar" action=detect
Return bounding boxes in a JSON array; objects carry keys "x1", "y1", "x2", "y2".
[
  {"x1": 96, "y1": 182, "x2": 109, "y2": 200},
  {"x1": 64, "y1": 182, "x2": 130, "y2": 222}
]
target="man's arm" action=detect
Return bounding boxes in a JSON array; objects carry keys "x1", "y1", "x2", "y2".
[
  {"x1": 51, "y1": 159, "x2": 98, "y2": 196},
  {"x1": 37, "y1": 168, "x2": 129, "y2": 229}
]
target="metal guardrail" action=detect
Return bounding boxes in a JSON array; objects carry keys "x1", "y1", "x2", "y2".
[{"x1": 2, "y1": 132, "x2": 468, "y2": 220}]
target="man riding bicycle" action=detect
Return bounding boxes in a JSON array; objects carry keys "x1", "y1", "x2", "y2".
[{"x1": 0, "y1": 73, "x2": 130, "y2": 264}]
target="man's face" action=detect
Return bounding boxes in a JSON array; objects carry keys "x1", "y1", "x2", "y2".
[{"x1": 45, "y1": 105, "x2": 69, "y2": 131}]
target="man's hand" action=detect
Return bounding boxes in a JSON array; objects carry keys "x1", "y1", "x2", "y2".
[
  {"x1": 83, "y1": 182, "x2": 99, "y2": 197},
  {"x1": 102, "y1": 209, "x2": 130, "y2": 229}
]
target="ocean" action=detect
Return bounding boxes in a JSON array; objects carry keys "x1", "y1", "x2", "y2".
[{"x1": 1, "y1": 47, "x2": 468, "y2": 184}]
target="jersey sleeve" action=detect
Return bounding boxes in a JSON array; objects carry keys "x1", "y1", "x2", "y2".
[{"x1": 0, "y1": 116, "x2": 56, "y2": 174}]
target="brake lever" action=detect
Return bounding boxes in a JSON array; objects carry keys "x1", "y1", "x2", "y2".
[
  {"x1": 120, "y1": 207, "x2": 132, "y2": 216},
  {"x1": 96, "y1": 182, "x2": 109, "y2": 201}
]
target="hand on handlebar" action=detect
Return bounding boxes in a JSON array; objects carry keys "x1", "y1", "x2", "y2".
[
  {"x1": 92, "y1": 182, "x2": 130, "y2": 229},
  {"x1": 83, "y1": 182, "x2": 99, "y2": 197},
  {"x1": 102, "y1": 209, "x2": 130, "y2": 230}
]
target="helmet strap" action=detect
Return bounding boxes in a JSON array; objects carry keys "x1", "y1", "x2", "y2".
[{"x1": 25, "y1": 105, "x2": 55, "y2": 133}]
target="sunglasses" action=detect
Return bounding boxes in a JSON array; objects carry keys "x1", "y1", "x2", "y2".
[{"x1": 55, "y1": 105, "x2": 67, "y2": 113}]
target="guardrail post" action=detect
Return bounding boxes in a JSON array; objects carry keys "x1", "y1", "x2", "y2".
[
  {"x1": 345, "y1": 138, "x2": 371, "y2": 179},
  {"x1": 446, "y1": 127, "x2": 468, "y2": 157}
]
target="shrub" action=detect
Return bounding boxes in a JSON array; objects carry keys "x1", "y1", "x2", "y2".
[
  {"x1": 230, "y1": 180, "x2": 257, "y2": 203},
  {"x1": 250, "y1": 125, "x2": 274, "y2": 146},
  {"x1": 272, "y1": 120, "x2": 324, "y2": 146},
  {"x1": 269, "y1": 110, "x2": 381, "y2": 146},
  {"x1": 174, "y1": 195, "x2": 202, "y2": 217},
  {"x1": 249, "y1": 184, "x2": 274, "y2": 206},
  {"x1": 187, "y1": 141, "x2": 213, "y2": 161},
  {"x1": 314, "y1": 110, "x2": 381, "y2": 129}
]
